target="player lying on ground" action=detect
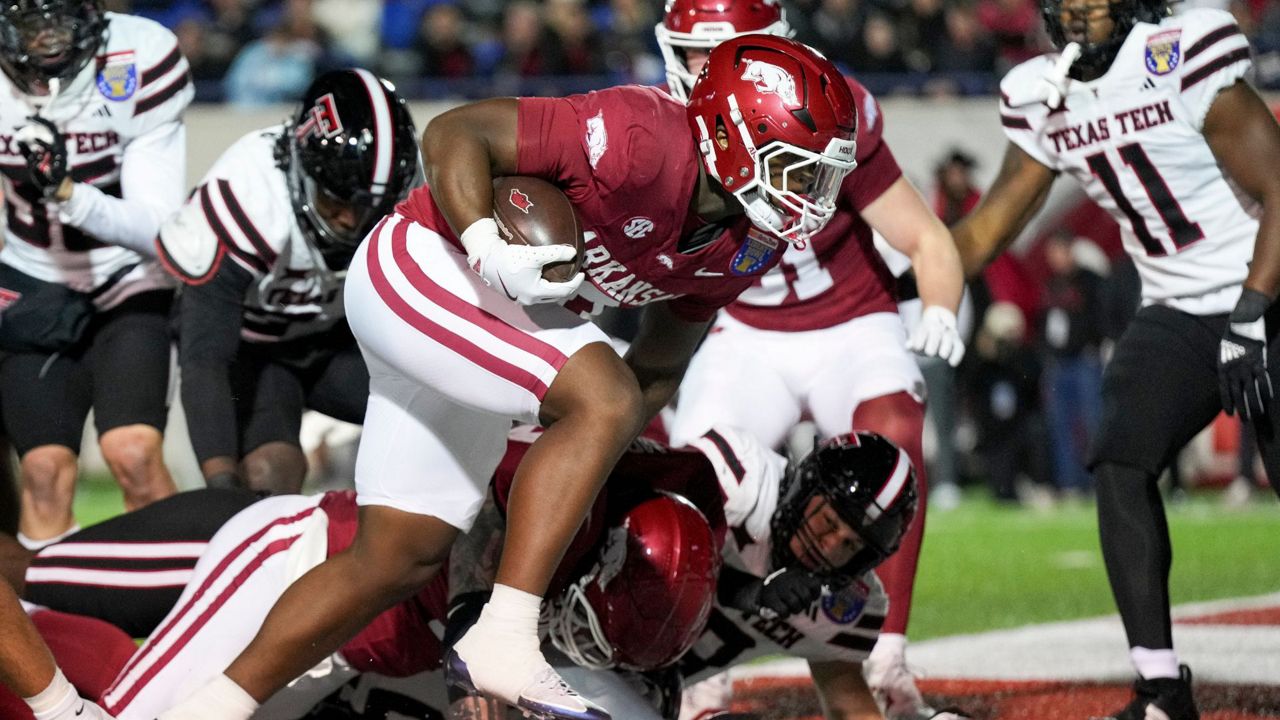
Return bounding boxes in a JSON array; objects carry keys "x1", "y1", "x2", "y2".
[
  {"x1": 449, "y1": 428, "x2": 967, "y2": 720},
  {"x1": 0, "y1": 434, "x2": 722, "y2": 719},
  {"x1": 950, "y1": 0, "x2": 1280, "y2": 716}
]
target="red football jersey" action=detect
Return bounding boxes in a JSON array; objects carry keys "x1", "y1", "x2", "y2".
[
  {"x1": 397, "y1": 86, "x2": 775, "y2": 322},
  {"x1": 725, "y1": 78, "x2": 903, "y2": 331},
  {"x1": 321, "y1": 491, "x2": 450, "y2": 677}
]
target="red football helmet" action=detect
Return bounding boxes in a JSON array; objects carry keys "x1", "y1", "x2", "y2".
[
  {"x1": 655, "y1": 0, "x2": 791, "y2": 102},
  {"x1": 687, "y1": 35, "x2": 857, "y2": 248},
  {"x1": 546, "y1": 492, "x2": 721, "y2": 671}
]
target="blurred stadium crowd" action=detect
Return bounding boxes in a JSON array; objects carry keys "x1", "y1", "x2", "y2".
[{"x1": 104, "y1": 0, "x2": 1280, "y2": 104}]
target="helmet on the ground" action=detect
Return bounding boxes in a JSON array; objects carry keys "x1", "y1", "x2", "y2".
[
  {"x1": 656, "y1": 0, "x2": 790, "y2": 102},
  {"x1": 770, "y1": 432, "x2": 917, "y2": 584},
  {"x1": 281, "y1": 68, "x2": 419, "y2": 268},
  {"x1": 0, "y1": 0, "x2": 106, "y2": 93},
  {"x1": 547, "y1": 491, "x2": 720, "y2": 671},
  {"x1": 686, "y1": 35, "x2": 857, "y2": 248}
]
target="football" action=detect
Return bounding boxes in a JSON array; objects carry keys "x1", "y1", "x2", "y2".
[{"x1": 491, "y1": 176, "x2": 584, "y2": 283}]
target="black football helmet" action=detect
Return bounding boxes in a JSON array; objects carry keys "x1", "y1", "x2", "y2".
[
  {"x1": 1040, "y1": 0, "x2": 1170, "y2": 78},
  {"x1": 0, "y1": 0, "x2": 106, "y2": 94},
  {"x1": 770, "y1": 432, "x2": 917, "y2": 585},
  {"x1": 279, "y1": 68, "x2": 419, "y2": 268}
]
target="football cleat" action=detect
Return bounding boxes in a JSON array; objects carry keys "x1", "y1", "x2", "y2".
[
  {"x1": 444, "y1": 649, "x2": 612, "y2": 720},
  {"x1": 1099, "y1": 665, "x2": 1199, "y2": 720}
]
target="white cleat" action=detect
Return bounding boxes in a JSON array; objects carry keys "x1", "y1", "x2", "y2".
[{"x1": 445, "y1": 648, "x2": 611, "y2": 720}]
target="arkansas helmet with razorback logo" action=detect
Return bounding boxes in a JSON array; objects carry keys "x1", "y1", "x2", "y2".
[
  {"x1": 771, "y1": 432, "x2": 918, "y2": 585},
  {"x1": 655, "y1": 0, "x2": 791, "y2": 102},
  {"x1": 546, "y1": 491, "x2": 721, "y2": 671},
  {"x1": 686, "y1": 35, "x2": 857, "y2": 248},
  {"x1": 0, "y1": 0, "x2": 106, "y2": 93},
  {"x1": 280, "y1": 68, "x2": 419, "y2": 267}
]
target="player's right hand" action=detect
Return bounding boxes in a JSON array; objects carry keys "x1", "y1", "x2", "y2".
[
  {"x1": 461, "y1": 218, "x2": 583, "y2": 305},
  {"x1": 1219, "y1": 288, "x2": 1274, "y2": 420},
  {"x1": 754, "y1": 567, "x2": 826, "y2": 619},
  {"x1": 15, "y1": 115, "x2": 68, "y2": 200}
]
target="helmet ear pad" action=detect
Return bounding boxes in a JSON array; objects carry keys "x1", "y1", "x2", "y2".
[
  {"x1": 770, "y1": 432, "x2": 918, "y2": 582},
  {"x1": 284, "y1": 69, "x2": 419, "y2": 264}
]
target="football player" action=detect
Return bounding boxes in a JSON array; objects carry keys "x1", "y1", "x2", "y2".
[
  {"x1": 160, "y1": 36, "x2": 859, "y2": 720},
  {"x1": 0, "y1": 439, "x2": 721, "y2": 720},
  {"x1": 454, "y1": 430, "x2": 934, "y2": 720},
  {"x1": 0, "y1": 0, "x2": 193, "y2": 546},
  {"x1": 0, "y1": 580, "x2": 117, "y2": 720},
  {"x1": 655, "y1": 3, "x2": 967, "y2": 717},
  {"x1": 156, "y1": 69, "x2": 419, "y2": 495},
  {"x1": 950, "y1": 0, "x2": 1280, "y2": 717}
]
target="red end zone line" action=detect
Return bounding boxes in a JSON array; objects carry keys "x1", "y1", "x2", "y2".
[{"x1": 1176, "y1": 606, "x2": 1280, "y2": 625}]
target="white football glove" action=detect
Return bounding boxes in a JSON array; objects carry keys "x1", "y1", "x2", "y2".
[
  {"x1": 461, "y1": 218, "x2": 584, "y2": 306},
  {"x1": 908, "y1": 305, "x2": 966, "y2": 367}
]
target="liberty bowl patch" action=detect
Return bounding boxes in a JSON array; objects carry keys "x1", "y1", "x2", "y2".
[
  {"x1": 1145, "y1": 30, "x2": 1181, "y2": 76},
  {"x1": 731, "y1": 230, "x2": 778, "y2": 276},
  {"x1": 822, "y1": 578, "x2": 871, "y2": 624},
  {"x1": 97, "y1": 51, "x2": 137, "y2": 101}
]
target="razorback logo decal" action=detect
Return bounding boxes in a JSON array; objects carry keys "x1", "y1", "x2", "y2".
[{"x1": 508, "y1": 188, "x2": 534, "y2": 214}]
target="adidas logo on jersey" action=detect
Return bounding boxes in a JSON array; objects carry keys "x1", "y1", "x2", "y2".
[
  {"x1": 93, "y1": 105, "x2": 112, "y2": 118},
  {"x1": 1140, "y1": 77, "x2": 1157, "y2": 91}
]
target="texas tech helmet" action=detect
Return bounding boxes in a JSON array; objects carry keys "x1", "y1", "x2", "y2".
[
  {"x1": 0, "y1": 0, "x2": 106, "y2": 94},
  {"x1": 281, "y1": 68, "x2": 418, "y2": 267},
  {"x1": 771, "y1": 432, "x2": 917, "y2": 584},
  {"x1": 655, "y1": 0, "x2": 791, "y2": 102},
  {"x1": 687, "y1": 35, "x2": 857, "y2": 248},
  {"x1": 1040, "y1": 0, "x2": 1170, "y2": 77},
  {"x1": 547, "y1": 492, "x2": 720, "y2": 671}
]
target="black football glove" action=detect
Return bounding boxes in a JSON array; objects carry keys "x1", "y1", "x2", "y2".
[
  {"x1": 1219, "y1": 288, "x2": 1275, "y2": 421},
  {"x1": 723, "y1": 566, "x2": 826, "y2": 620},
  {"x1": 15, "y1": 115, "x2": 68, "y2": 199}
]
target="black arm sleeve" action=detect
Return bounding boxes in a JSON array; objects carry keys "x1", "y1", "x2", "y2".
[{"x1": 178, "y1": 259, "x2": 253, "y2": 466}]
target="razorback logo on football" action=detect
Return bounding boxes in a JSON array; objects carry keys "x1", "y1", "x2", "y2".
[
  {"x1": 508, "y1": 188, "x2": 534, "y2": 214},
  {"x1": 295, "y1": 93, "x2": 344, "y2": 140}
]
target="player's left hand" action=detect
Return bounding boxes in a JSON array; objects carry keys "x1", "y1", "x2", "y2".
[
  {"x1": 754, "y1": 567, "x2": 827, "y2": 620},
  {"x1": 908, "y1": 306, "x2": 965, "y2": 367},
  {"x1": 1219, "y1": 289, "x2": 1274, "y2": 420},
  {"x1": 15, "y1": 115, "x2": 68, "y2": 200}
]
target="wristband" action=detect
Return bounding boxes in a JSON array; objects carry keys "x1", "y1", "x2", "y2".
[
  {"x1": 1231, "y1": 288, "x2": 1273, "y2": 324},
  {"x1": 459, "y1": 217, "x2": 501, "y2": 260}
]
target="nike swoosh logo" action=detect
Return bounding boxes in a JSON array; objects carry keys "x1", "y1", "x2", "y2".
[
  {"x1": 75, "y1": 704, "x2": 84, "y2": 716},
  {"x1": 495, "y1": 275, "x2": 517, "y2": 301},
  {"x1": 694, "y1": 268, "x2": 725, "y2": 277}
]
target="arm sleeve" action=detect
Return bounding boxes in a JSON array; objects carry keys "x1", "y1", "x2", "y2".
[
  {"x1": 178, "y1": 260, "x2": 252, "y2": 465},
  {"x1": 57, "y1": 119, "x2": 187, "y2": 257},
  {"x1": 683, "y1": 427, "x2": 786, "y2": 542}
]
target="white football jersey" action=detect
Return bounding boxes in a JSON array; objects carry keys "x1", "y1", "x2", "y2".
[
  {"x1": 1000, "y1": 9, "x2": 1255, "y2": 314},
  {"x1": 0, "y1": 13, "x2": 192, "y2": 309},
  {"x1": 157, "y1": 126, "x2": 347, "y2": 343},
  {"x1": 680, "y1": 427, "x2": 889, "y2": 684}
]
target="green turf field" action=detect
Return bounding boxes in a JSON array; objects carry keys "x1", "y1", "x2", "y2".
[
  {"x1": 72, "y1": 476, "x2": 1279, "y2": 642},
  {"x1": 910, "y1": 489, "x2": 1280, "y2": 640}
]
